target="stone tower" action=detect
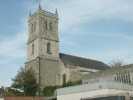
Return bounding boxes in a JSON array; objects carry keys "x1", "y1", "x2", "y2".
[{"x1": 25, "y1": 6, "x2": 62, "y2": 88}]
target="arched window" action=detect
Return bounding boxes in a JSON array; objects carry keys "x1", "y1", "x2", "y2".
[
  {"x1": 33, "y1": 22, "x2": 36, "y2": 32},
  {"x1": 45, "y1": 21, "x2": 48, "y2": 30},
  {"x1": 49, "y1": 22, "x2": 52, "y2": 30},
  {"x1": 63, "y1": 74, "x2": 66, "y2": 85},
  {"x1": 47, "y1": 42, "x2": 51, "y2": 54},
  {"x1": 32, "y1": 43, "x2": 34, "y2": 55},
  {"x1": 31, "y1": 23, "x2": 34, "y2": 33},
  {"x1": 42, "y1": 21, "x2": 45, "y2": 32},
  {"x1": 31, "y1": 22, "x2": 36, "y2": 33}
]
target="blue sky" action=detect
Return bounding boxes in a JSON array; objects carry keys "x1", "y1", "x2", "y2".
[{"x1": 0, "y1": 0, "x2": 133, "y2": 86}]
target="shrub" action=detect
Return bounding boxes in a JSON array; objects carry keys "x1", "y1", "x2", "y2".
[
  {"x1": 63, "y1": 80, "x2": 82, "y2": 87},
  {"x1": 43, "y1": 86, "x2": 60, "y2": 96}
]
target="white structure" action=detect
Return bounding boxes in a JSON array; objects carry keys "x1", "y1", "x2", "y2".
[
  {"x1": 83, "y1": 65, "x2": 133, "y2": 85},
  {"x1": 56, "y1": 81, "x2": 133, "y2": 100}
]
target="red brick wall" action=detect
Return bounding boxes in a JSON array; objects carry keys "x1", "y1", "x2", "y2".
[{"x1": 4, "y1": 96, "x2": 46, "y2": 100}]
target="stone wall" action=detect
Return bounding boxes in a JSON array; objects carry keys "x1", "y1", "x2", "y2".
[
  {"x1": 25, "y1": 57, "x2": 63, "y2": 88},
  {"x1": 40, "y1": 57, "x2": 62, "y2": 87},
  {"x1": 25, "y1": 59, "x2": 39, "y2": 83}
]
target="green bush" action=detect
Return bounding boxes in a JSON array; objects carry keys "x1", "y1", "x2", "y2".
[
  {"x1": 42, "y1": 80, "x2": 81, "y2": 96},
  {"x1": 63, "y1": 80, "x2": 82, "y2": 87},
  {"x1": 43, "y1": 86, "x2": 60, "y2": 96},
  {"x1": 11, "y1": 67, "x2": 38, "y2": 96}
]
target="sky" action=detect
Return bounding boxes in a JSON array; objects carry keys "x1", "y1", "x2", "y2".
[{"x1": 0, "y1": 0, "x2": 133, "y2": 86}]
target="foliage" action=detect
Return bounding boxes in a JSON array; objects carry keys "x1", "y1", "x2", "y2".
[
  {"x1": 42, "y1": 80, "x2": 82, "y2": 96},
  {"x1": 63, "y1": 80, "x2": 82, "y2": 87},
  {"x1": 5, "y1": 87, "x2": 24, "y2": 96},
  {"x1": 43, "y1": 86, "x2": 60, "y2": 96},
  {"x1": 11, "y1": 67, "x2": 38, "y2": 96}
]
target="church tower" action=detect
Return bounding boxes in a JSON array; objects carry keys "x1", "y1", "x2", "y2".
[{"x1": 25, "y1": 6, "x2": 62, "y2": 88}]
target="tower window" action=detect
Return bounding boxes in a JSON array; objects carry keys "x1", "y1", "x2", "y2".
[
  {"x1": 33, "y1": 22, "x2": 36, "y2": 32},
  {"x1": 31, "y1": 22, "x2": 36, "y2": 33},
  {"x1": 63, "y1": 74, "x2": 66, "y2": 85},
  {"x1": 32, "y1": 43, "x2": 34, "y2": 55},
  {"x1": 31, "y1": 23, "x2": 34, "y2": 33},
  {"x1": 47, "y1": 42, "x2": 51, "y2": 54},
  {"x1": 45, "y1": 21, "x2": 48, "y2": 30},
  {"x1": 49, "y1": 22, "x2": 53, "y2": 30}
]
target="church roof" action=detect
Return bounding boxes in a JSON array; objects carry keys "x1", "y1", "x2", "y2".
[{"x1": 59, "y1": 53, "x2": 109, "y2": 70}]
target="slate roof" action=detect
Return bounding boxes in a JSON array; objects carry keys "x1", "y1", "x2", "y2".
[{"x1": 59, "y1": 53, "x2": 109, "y2": 70}]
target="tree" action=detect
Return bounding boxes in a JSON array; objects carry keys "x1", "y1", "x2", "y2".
[
  {"x1": 11, "y1": 67, "x2": 38, "y2": 96},
  {"x1": 43, "y1": 86, "x2": 59, "y2": 96},
  {"x1": 110, "y1": 60, "x2": 124, "y2": 68},
  {"x1": 42, "y1": 80, "x2": 82, "y2": 96},
  {"x1": 5, "y1": 87, "x2": 24, "y2": 96}
]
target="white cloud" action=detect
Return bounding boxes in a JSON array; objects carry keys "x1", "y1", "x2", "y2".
[
  {"x1": 40, "y1": 0, "x2": 133, "y2": 32},
  {"x1": 0, "y1": 33, "x2": 26, "y2": 59},
  {"x1": 39, "y1": 0, "x2": 133, "y2": 64},
  {"x1": 0, "y1": 32, "x2": 27, "y2": 86}
]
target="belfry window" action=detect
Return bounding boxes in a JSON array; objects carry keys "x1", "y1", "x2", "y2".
[
  {"x1": 45, "y1": 21, "x2": 48, "y2": 30},
  {"x1": 49, "y1": 22, "x2": 53, "y2": 30},
  {"x1": 33, "y1": 22, "x2": 36, "y2": 32},
  {"x1": 63, "y1": 74, "x2": 66, "y2": 85},
  {"x1": 47, "y1": 42, "x2": 51, "y2": 54},
  {"x1": 31, "y1": 22, "x2": 36, "y2": 33},
  {"x1": 31, "y1": 23, "x2": 34, "y2": 33},
  {"x1": 32, "y1": 43, "x2": 34, "y2": 55}
]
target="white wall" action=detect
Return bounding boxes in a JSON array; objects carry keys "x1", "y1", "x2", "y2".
[{"x1": 57, "y1": 89, "x2": 129, "y2": 100}]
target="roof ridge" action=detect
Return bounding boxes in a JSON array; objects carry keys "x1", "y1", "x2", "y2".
[
  {"x1": 60, "y1": 53, "x2": 103, "y2": 63},
  {"x1": 59, "y1": 53, "x2": 109, "y2": 70}
]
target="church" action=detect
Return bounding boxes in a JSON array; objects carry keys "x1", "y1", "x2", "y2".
[{"x1": 25, "y1": 5, "x2": 109, "y2": 88}]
